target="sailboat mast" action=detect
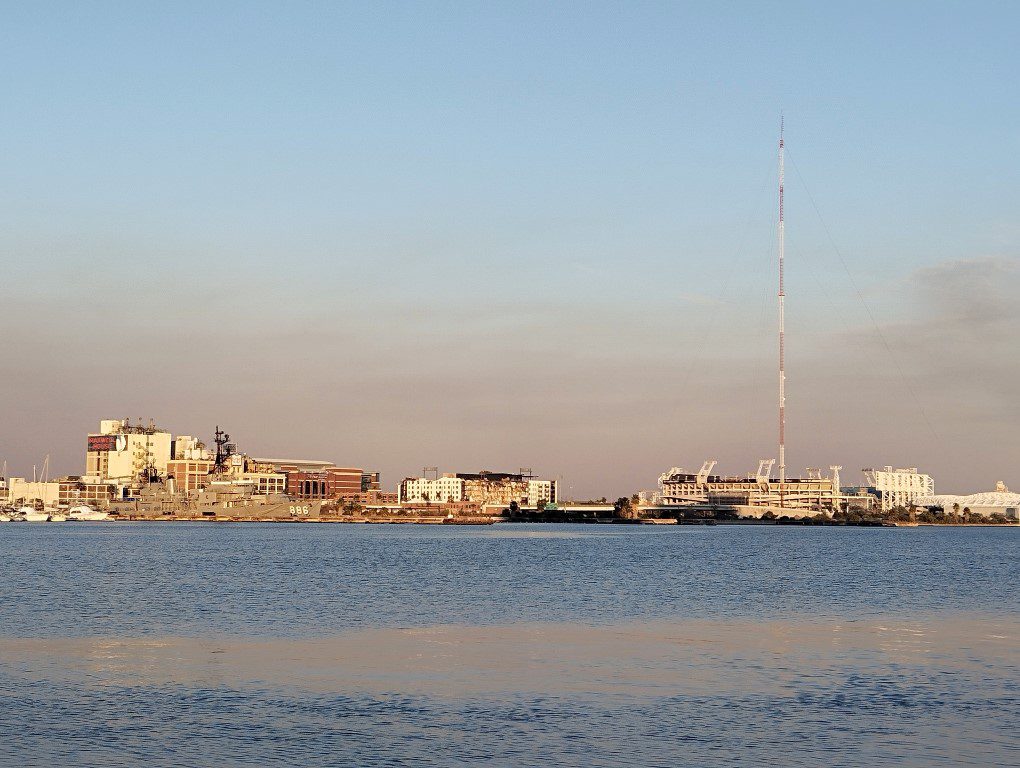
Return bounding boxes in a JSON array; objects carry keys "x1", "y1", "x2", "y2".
[{"x1": 778, "y1": 118, "x2": 786, "y2": 487}]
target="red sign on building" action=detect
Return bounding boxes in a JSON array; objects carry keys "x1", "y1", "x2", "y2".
[{"x1": 87, "y1": 435, "x2": 118, "y2": 452}]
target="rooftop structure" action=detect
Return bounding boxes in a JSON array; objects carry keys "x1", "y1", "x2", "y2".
[{"x1": 253, "y1": 458, "x2": 337, "y2": 473}]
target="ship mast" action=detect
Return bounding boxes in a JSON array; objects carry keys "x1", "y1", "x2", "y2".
[{"x1": 778, "y1": 117, "x2": 786, "y2": 489}]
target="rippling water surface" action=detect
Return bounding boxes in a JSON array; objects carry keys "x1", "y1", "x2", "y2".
[{"x1": 1, "y1": 523, "x2": 1017, "y2": 766}]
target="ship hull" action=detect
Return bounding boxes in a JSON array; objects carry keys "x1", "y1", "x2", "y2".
[
  {"x1": 108, "y1": 494, "x2": 322, "y2": 522},
  {"x1": 196, "y1": 499, "x2": 322, "y2": 521}
]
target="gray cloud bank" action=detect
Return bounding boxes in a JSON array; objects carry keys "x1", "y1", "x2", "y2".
[{"x1": 1, "y1": 256, "x2": 1016, "y2": 497}]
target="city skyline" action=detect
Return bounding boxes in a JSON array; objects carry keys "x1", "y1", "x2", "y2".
[{"x1": 2, "y1": 2, "x2": 1019, "y2": 497}]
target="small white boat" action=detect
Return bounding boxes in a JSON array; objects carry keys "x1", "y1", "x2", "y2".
[
  {"x1": 21, "y1": 506, "x2": 49, "y2": 522},
  {"x1": 68, "y1": 505, "x2": 110, "y2": 521},
  {"x1": 49, "y1": 512, "x2": 68, "y2": 522}
]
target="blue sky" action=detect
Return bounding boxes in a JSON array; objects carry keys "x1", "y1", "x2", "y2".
[{"x1": 2, "y1": 2, "x2": 1018, "y2": 495}]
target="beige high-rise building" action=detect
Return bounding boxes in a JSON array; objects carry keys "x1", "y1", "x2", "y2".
[{"x1": 85, "y1": 419, "x2": 173, "y2": 483}]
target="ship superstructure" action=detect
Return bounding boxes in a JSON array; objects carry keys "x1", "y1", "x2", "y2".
[{"x1": 100, "y1": 422, "x2": 322, "y2": 520}]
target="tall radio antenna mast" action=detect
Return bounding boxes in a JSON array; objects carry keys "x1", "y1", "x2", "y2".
[{"x1": 778, "y1": 117, "x2": 786, "y2": 487}]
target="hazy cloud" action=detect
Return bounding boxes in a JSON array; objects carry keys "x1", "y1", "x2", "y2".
[{"x1": 1, "y1": 255, "x2": 1016, "y2": 497}]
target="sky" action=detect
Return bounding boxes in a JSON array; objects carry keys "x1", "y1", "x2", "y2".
[{"x1": 1, "y1": 1, "x2": 1018, "y2": 497}]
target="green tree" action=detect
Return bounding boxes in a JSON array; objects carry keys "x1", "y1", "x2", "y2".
[
  {"x1": 887, "y1": 506, "x2": 911, "y2": 523},
  {"x1": 917, "y1": 508, "x2": 937, "y2": 523},
  {"x1": 614, "y1": 496, "x2": 634, "y2": 519}
]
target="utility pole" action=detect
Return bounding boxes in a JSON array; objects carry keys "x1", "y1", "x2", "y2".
[{"x1": 778, "y1": 117, "x2": 787, "y2": 497}]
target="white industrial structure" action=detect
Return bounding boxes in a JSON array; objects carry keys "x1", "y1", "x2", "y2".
[
  {"x1": 657, "y1": 459, "x2": 849, "y2": 513},
  {"x1": 915, "y1": 481, "x2": 1020, "y2": 521},
  {"x1": 863, "y1": 466, "x2": 934, "y2": 511}
]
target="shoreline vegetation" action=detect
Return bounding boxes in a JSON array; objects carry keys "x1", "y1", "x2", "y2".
[
  {"x1": 7, "y1": 494, "x2": 1016, "y2": 526},
  {"x1": 20, "y1": 508, "x2": 1017, "y2": 526},
  {"x1": 494, "y1": 497, "x2": 1018, "y2": 527}
]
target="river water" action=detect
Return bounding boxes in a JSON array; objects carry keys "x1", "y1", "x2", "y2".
[{"x1": 1, "y1": 523, "x2": 1016, "y2": 766}]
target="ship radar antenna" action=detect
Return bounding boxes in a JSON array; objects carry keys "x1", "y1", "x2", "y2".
[{"x1": 213, "y1": 425, "x2": 234, "y2": 474}]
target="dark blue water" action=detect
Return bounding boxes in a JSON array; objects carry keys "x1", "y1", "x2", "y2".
[
  {"x1": 2, "y1": 523, "x2": 1016, "y2": 635},
  {"x1": 1, "y1": 524, "x2": 1017, "y2": 767}
]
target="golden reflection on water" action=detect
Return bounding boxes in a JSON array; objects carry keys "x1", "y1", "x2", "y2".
[{"x1": 2, "y1": 615, "x2": 1015, "y2": 697}]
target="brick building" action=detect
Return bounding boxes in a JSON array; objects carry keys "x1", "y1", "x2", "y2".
[
  {"x1": 166, "y1": 459, "x2": 216, "y2": 493},
  {"x1": 286, "y1": 466, "x2": 364, "y2": 499},
  {"x1": 59, "y1": 478, "x2": 118, "y2": 505}
]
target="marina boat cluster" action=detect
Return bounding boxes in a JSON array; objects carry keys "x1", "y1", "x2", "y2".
[{"x1": 0, "y1": 505, "x2": 110, "y2": 523}]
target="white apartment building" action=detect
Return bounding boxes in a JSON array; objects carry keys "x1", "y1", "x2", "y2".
[
  {"x1": 399, "y1": 475, "x2": 465, "y2": 504},
  {"x1": 239, "y1": 472, "x2": 287, "y2": 495},
  {"x1": 398, "y1": 473, "x2": 558, "y2": 506},
  {"x1": 527, "y1": 479, "x2": 557, "y2": 505}
]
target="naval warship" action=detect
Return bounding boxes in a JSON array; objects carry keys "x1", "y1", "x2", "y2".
[
  {"x1": 107, "y1": 426, "x2": 323, "y2": 522},
  {"x1": 107, "y1": 481, "x2": 323, "y2": 521}
]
